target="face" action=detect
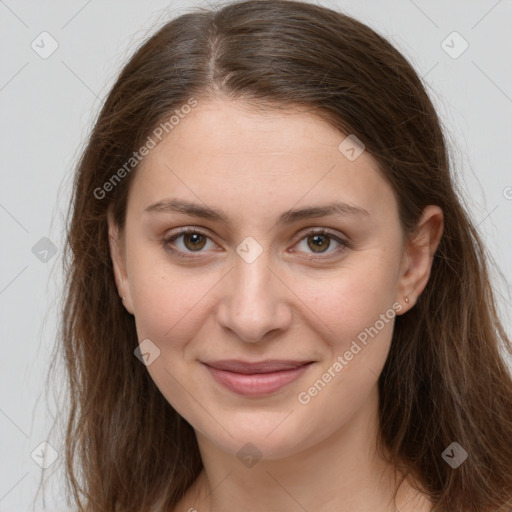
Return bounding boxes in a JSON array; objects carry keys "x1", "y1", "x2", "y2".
[{"x1": 109, "y1": 98, "x2": 436, "y2": 460}]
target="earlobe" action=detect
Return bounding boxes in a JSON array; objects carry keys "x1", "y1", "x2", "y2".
[
  {"x1": 107, "y1": 211, "x2": 135, "y2": 315},
  {"x1": 396, "y1": 205, "x2": 444, "y2": 314}
]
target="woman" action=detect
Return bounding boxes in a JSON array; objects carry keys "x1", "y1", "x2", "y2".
[{"x1": 56, "y1": 1, "x2": 512, "y2": 510}]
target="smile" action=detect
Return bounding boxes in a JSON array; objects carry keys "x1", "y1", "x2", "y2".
[{"x1": 201, "y1": 360, "x2": 315, "y2": 397}]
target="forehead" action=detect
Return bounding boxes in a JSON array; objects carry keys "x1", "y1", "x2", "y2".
[
  {"x1": 148, "y1": 99, "x2": 357, "y2": 162},
  {"x1": 127, "y1": 98, "x2": 397, "y2": 226}
]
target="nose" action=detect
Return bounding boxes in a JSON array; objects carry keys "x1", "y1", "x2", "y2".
[{"x1": 216, "y1": 246, "x2": 293, "y2": 343}]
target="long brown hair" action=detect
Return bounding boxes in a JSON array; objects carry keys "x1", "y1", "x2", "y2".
[{"x1": 52, "y1": 1, "x2": 512, "y2": 510}]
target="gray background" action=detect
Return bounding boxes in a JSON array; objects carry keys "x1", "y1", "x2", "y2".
[{"x1": 1, "y1": 1, "x2": 511, "y2": 510}]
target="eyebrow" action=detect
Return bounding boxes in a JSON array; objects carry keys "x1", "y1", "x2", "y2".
[{"x1": 143, "y1": 198, "x2": 370, "y2": 225}]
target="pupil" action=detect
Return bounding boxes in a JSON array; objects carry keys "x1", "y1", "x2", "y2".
[
  {"x1": 310, "y1": 234, "x2": 329, "y2": 252},
  {"x1": 185, "y1": 233, "x2": 205, "y2": 250}
]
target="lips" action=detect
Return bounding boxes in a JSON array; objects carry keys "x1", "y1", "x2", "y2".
[
  {"x1": 201, "y1": 359, "x2": 314, "y2": 396},
  {"x1": 203, "y1": 359, "x2": 311, "y2": 373}
]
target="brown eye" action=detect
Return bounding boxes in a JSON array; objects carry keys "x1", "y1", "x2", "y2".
[
  {"x1": 162, "y1": 228, "x2": 215, "y2": 257},
  {"x1": 307, "y1": 233, "x2": 331, "y2": 253},
  {"x1": 294, "y1": 229, "x2": 350, "y2": 258},
  {"x1": 182, "y1": 232, "x2": 207, "y2": 251}
]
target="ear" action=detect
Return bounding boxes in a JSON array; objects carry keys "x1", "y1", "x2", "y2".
[
  {"x1": 395, "y1": 205, "x2": 444, "y2": 314},
  {"x1": 107, "y1": 210, "x2": 134, "y2": 315}
]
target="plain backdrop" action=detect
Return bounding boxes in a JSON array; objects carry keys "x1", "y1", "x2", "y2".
[{"x1": 1, "y1": 1, "x2": 511, "y2": 510}]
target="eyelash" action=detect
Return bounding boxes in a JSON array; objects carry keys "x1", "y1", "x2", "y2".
[{"x1": 162, "y1": 227, "x2": 352, "y2": 260}]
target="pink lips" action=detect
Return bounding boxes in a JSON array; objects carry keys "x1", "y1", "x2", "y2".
[{"x1": 201, "y1": 359, "x2": 314, "y2": 397}]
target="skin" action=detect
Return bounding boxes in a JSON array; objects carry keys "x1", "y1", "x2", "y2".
[{"x1": 108, "y1": 97, "x2": 443, "y2": 512}]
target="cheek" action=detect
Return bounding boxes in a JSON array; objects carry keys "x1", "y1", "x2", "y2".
[
  {"x1": 126, "y1": 240, "x2": 212, "y2": 340},
  {"x1": 311, "y1": 249, "x2": 401, "y2": 347},
  {"x1": 292, "y1": 250, "x2": 399, "y2": 416},
  {"x1": 127, "y1": 258, "x2": 213, "y2": 422},
  {"x1": 309, "y1": 276, "x2": 396, "y2": 393},
  {"x1": 293, "y1": 308, "x2": 395, "y2": 448}
]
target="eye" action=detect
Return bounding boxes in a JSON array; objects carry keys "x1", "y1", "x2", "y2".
[
  {"x1": 162, "y1": 227, "x2": 217, "y2": 258},
  {"x1": 292, "y1": 228, "x2": 350, "y2": 258}
]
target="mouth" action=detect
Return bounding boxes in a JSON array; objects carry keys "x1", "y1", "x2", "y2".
[{"x1": 200, "y1": 359, "x2": 315, "y2": 397}]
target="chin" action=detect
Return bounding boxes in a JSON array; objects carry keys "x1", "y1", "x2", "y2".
[{"x1": 195, "y1": 411, "x2": 322, "y2": 462}]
